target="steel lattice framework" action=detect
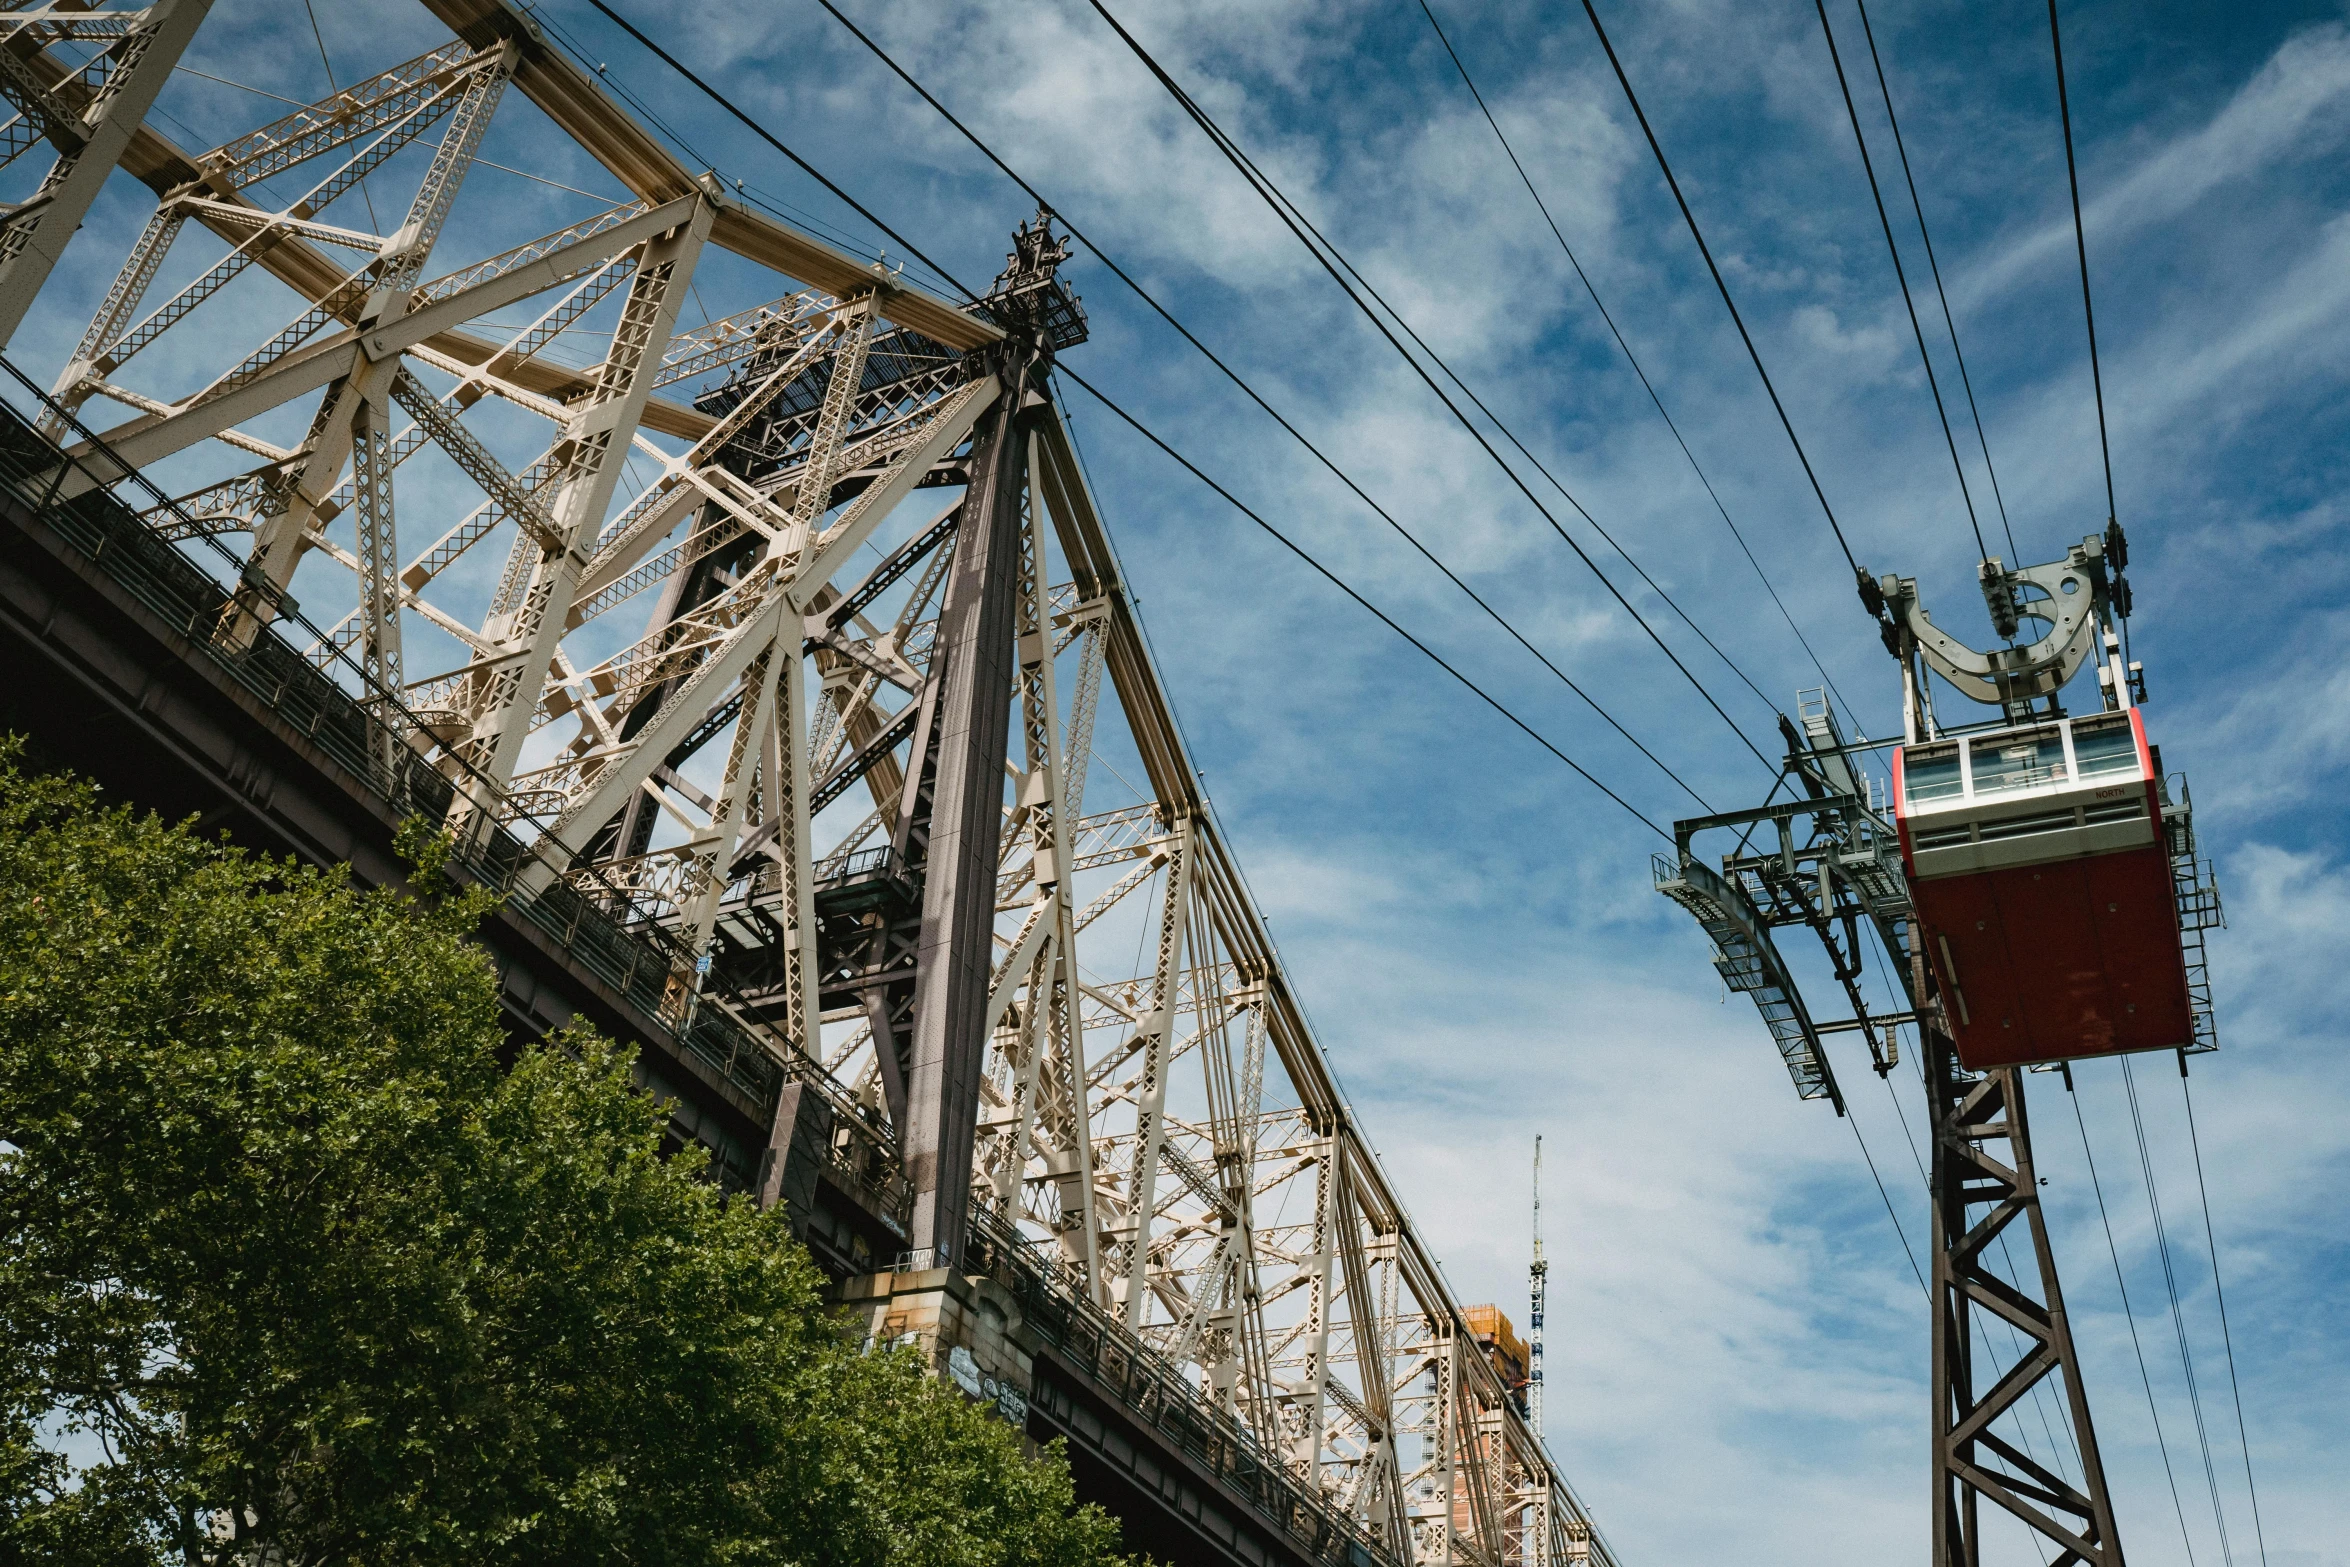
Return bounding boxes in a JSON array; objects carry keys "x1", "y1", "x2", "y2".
[{"x1": 0, "y1": 3, "x2": 1619, "y2": 1561}]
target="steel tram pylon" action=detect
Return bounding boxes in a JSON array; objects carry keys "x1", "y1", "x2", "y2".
[{"x1": 1658, "y1": 535, "x2": 2223, "y2": 1564}]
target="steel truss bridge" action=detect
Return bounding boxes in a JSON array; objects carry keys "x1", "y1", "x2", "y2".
[{"x1": 0, "y1": 4, "x2": 1614, "y2": 1563}]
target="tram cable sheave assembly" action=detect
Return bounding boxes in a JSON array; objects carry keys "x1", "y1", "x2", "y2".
[{"x1": 1656, "y1": 532, "x2": 2224, "y2": 1567}]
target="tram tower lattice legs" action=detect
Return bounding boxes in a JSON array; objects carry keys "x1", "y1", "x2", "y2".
[{"x1": 1928, "y1": 1026, "x2": 2126, "y2": 1567}]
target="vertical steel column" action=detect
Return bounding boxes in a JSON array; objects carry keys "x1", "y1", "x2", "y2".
[{"x1": 901, "y1": 348, "x2": 1038, "y2": 1266}]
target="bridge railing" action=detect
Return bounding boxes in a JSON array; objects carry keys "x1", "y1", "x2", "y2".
[
  {"x1": 0, "y1": 357, "x2": 906, "y2": 1214},
  {"x1": 962, "y1": 1202, "x2": 1394, "y2": 1567}
]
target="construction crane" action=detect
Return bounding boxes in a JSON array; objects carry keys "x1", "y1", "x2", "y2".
[
  {"x1": 1530, "y1": 1135, "x2": 1547, "y2": 1438},
  {"x1": 1655, "y1": 532, "x2": 2224, "y2": 1567}
]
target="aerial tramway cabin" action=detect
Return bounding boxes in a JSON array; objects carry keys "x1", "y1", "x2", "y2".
[{"x1": 1892, "y1": 707, "x2": 2195, "y2": 1071}]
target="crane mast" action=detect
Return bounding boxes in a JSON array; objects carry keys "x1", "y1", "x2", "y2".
[{"x1": 1529, "y1": 1135, "x2": 1547, "y2": 1435}]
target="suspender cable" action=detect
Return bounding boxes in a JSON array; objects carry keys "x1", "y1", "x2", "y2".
[
  {"x1": 1812, "y1": 0, "x2": 1988, "y2": 564},
  {"x1": 1416, "y1": 0, "x2": 1866, "y2": 736},
  {"x1": 1578, "y1": 0, "x2": 1862, "y2": 579},
  {"x1": 1062, "y1": 368, "x2": 1673, "y2": 841},
  {"x1": 790, "y1": 0, "x2": 1729, "y2": 805},
  {"x1": 1083, "y1": 0, "x2": 1780, "y2": 779},
  {"x1": 1851, "y1": 0, "x2": 2021, "y2": 565},
  {"x1": 2047, "y1": 0, "x2": 2119, "y2": 538}
]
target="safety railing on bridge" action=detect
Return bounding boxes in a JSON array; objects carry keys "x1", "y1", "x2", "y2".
[
  {"x1": 962, "y1": 1202, "x2": 1394, "y2": 1567},
  {"x1": 0, "y1": 356, "x2": 906, "y2": 1216}
]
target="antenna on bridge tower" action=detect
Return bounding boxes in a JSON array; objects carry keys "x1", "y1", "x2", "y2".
[{"x1": 1529, "y1": 1134, "x2": 1546, "y2": 1436}]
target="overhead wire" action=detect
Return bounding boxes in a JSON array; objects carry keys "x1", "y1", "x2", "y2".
[
  {"x1": 1211, "y1": 110, "x2": 1783, "y2": 725},
  {"x1": 1847, "y1": 1107, "x2": 1926, "y2": 1296},
  {"x1": 1081, "y1": 0, "x2": 1781, "y2": 780},
  {"x1": 1850, "y1": 0, "x2": 2020, "y2": 565},
  {"x1": 804, "y1": 0, "x2": 1755, "y2": 799},
  {"x1": 1811, "y1": 0, "x2": 1988, "y2": 564},
  {"x1": 300, "y1": 0, "x2": 381, "y2": 234},
  {"x1": 577, "y1": 0, "x2": 978, "y2": 305},
  {"x1": 549, "y1": 2, "x2": 1686, "y2": 837},
  {"x1": 1578, "y1": 0, "x2": 1863, "y2": 578},
  {"x1": 2045, "y1": 0, "x2": 2118, "y2": 538},
  {"x1": 2071, "y1": 1082, "x2": 2204, "y2": 1565},
  {"x1": 1413, "y1": 0, "x2": 1868, "y2": 737},
  {"x1": 2181, "y1": 1073, "x2": 2270, "y2": 1567},
  {"x1": 779, "y1": 0, "x2": 1724, "y2": 807},
  {"x1": 2121, "y1": 1055, "x2": 2240, "y2": 1566},
  {"x1": 2045, "y1": 0, "x2": 2134, "y2": 678},
  {"x1": 1061, "y1": 368, "x2": 1672, "y2": 841}
]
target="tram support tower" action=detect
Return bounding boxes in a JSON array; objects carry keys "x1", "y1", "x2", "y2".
[
  {"x1": 1922, "y1": 1028, "x2": 2123, "y2": 1567},
  {"x1": 1662, "y1": 523, "x2": 2220, "y2": 1563},
  {"x1": 1880, "y1": 536, "x2": 2173, "y2": 1567}
]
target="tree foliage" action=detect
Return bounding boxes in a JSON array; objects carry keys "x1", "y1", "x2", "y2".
[{"x1": 0, "y1": 751, "x2": 1135, "y2": 1567}]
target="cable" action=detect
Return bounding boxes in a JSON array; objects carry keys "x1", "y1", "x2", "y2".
[
  {"x1": 1847, "y1": 1108, "x2": 1926, "y2": 1296},
  {"x1": 790, "y1": 0, "x2": 1722, "y2": 805},
  {"x1": 1414, "y1": 0, "x2": 1868, "y2": 736},
  {"x1": 2072, "y1": 1081, "x2": 2202, "y2": 1565},
  {"x1": 2181, "y1": 1074, "x2": 2270, "y2": 1567},
  {"x1": 1811, "y1": 0, "x2": 1987, "y2": 564},
  {"x1": 579, "y1": 0, "x2": 981, "y2": 305},
  {"x1": 1233, "y1": 129, "x2": 1783, "y2": 726},
  {"x1": 2121, "y1": 1055, "x2": 2238, "y2": 1566},
  {"x1": 1850, "y1": 0, "x2": 2020, "y2": 565},
  {"x1": 1578, "y1": 0, "x2": 1862, "y2": 577},
  {"x1": 1061, "y1": 367, "x2": 1669, "y2": 840},
  {"x1": 809, "y1": 0, "x2": 1754, "y2": 796},
  {"x1": 1083, "y1": 0, "x2": 1780, "y2": 781},
  {"x1": 300, "y1": 0, "x2": 380, "y2": 233},
  {"x1": 2046, "y1": 0, "x2": 2119, "y2": 536}
]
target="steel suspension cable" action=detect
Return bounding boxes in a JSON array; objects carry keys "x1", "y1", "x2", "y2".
[
  {"x1": 2121, "y1": 1055, "x2": 2240, "y2": 1566},
  {"x1": 2046, "y1": 0, "x2": 2119, "y2": 537},
  {"x1": 1849, "y1": 1103, "x2": 1926, "y2": 1296},
  {"x1": 1062, "y1": 367, "x2": 1671, "y2": 840},
  {"x1": 579, "y1": 0, "x2": 982, "y2": 305},
  {"x1": 2072, "y1": 1081, "x2": 2204, "y2": 1565},
  {"x1": 1578, "y1": 0, "x2": 1862, "y2": 578},
  {"x1": 2181, "y1": 1073, "x2": 2271, "y2": 1567},
  {"x1": 1414, "y1": 0, "x2": 1868, "y2": 735},
  {"x1": 785, "y1": 0, "x2": 1725, "y2": 805},
  {"x1": 1081, "y1": 2, "x2": 1778, "y2": 779},
  {"x1": 1214, "y1": 121, "x2": 1784, "y2": 725},
  {"x1": 1851, "y1": 0, "x2": 2020, "y2": 564},
  {"x1": 1811, "y1": 0, "x2": 1989, "y2": 564}
]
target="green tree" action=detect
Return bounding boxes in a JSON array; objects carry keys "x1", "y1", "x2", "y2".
[{"x1": 0, "y1": 751, "x2": 1134, "y2": 1567}]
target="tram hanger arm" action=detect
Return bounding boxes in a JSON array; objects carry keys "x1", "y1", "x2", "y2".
[{"x1": 1878, "y1": 533, "x2": 2111, "y2": 706}]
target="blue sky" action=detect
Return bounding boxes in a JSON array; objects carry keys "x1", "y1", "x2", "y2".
[{"x1": 24, "y1": 1, "x2": 2349, "y2": 1563}]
